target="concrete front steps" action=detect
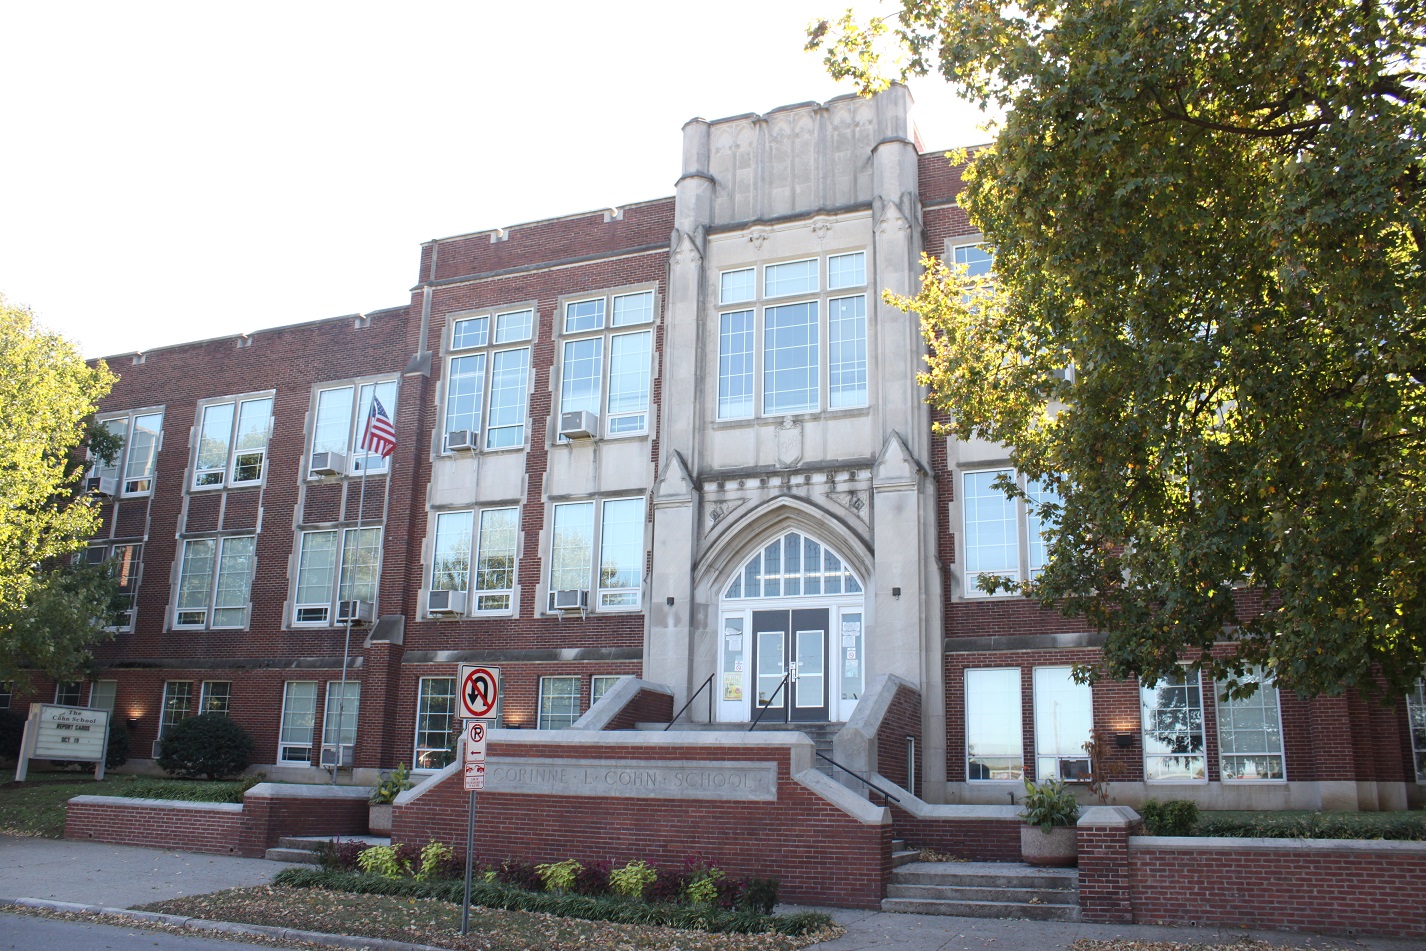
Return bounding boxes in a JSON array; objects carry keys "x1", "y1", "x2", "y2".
[
  {"x1": 265, "y1": 834, "x2": 390, "y2": 864},
  {"x1": 883, "y1": 861, "x2": 1080, "y2": 922}
]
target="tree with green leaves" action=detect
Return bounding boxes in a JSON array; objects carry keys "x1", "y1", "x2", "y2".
[
  {"x1": 811, "y1": 1, "x2": 1425, "y2": 698},
  {"x1": 0, "y1": 295, "x2": 119, "y2": 687}
]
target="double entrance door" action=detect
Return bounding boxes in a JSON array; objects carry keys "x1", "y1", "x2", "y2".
[{"x1": 751, "y1": 609, "x2": 828, "y2": 722}]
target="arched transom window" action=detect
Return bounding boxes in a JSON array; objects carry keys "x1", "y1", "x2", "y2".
[{"x1": 723, "y1": 531, "x2": 863, "y2": 600}]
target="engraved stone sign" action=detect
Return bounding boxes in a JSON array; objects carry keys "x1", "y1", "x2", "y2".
[{"x1": 486, "y1": 757, "x2": 777, "y2": 801}]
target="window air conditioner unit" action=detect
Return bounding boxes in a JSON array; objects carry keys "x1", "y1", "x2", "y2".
[
  {"x1": 549, "y1": 588, "x2": 589, "y2": 612},
  {"x1": 426, "y1": 589, "x2": 467, "y2": 616},
  {"x1": 310, "y1": 451, "x2": 346, "y2": 477},
  {"x1": 336, "y1": 599, "x2": 373, "y2": 625},
  {"x1": 319, "y1": 745, "x2": 354, "y2": 768},
  {"x1": 151, "y1": 740, "x2": 164, "y2": 759},
  {"x1": 558, "y1": 410, "x2": 598, "y2": 440},
  {"x1": 87, "y1": 476, "x2": 118, "y2": 497},
  {"x1": 446, "y1": 429, "x2": 478, "y2": 453}
]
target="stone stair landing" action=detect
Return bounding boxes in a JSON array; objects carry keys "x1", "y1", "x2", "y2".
[{"x1": 883, "y1": 861, "x2": 1080, "y2": 921}]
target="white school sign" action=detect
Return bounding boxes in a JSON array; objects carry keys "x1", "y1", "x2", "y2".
[{"x1": 15, "y1": 704, "x2": 111, "y2": 781}]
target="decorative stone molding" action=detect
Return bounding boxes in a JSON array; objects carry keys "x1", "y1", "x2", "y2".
[{"x1": 774, "y1": 417, "x2": 803, "y2": 468}]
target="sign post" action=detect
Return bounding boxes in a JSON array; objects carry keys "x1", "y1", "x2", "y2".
[{"x1": 457, "y1": 665, "x2": 498, "y2": 936}]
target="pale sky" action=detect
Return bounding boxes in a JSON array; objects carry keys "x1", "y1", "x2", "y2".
[{"x1": 0, "y1": 2, "x2": 996, "y2": 359}]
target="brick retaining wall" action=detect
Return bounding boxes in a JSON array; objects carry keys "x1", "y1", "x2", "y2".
[{"x1": 392, "y1": 729, "x2": 891, "y2": 908}]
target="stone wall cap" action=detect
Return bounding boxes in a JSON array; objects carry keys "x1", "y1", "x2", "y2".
[
  {"x1": 1078, "y1": 805, "x2": 1140, "y2": 827},
  {"x1": 67, "y1": 794, "x2": 243, "y2": 813},
  {"x1": 1131, "y1": 834, "x2": 1426, "y2": 853},
  {"x1": 490, "y1": 728, "x2": 814, "y2": 749},
  {"x1": 244, "y1": 783, "x2": 371, "y2": 801}
]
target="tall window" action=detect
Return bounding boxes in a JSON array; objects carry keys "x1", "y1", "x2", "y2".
[
  {"x1": 294, "y1": 527, "x2": 381, "y2": 625},
  {"x1": 308, "y1": 379, "x2": 397, "y2": 477},
  {"x1": 86, "y1": 543, "x2": 141, "y2": 631},
  {"x1": 199, "y1": 681, "x2": 232, "y2": 715},
  {"x1": 716, "y1": 251, "x2": 867, "y2": 420},
  {"x1": 1033, "y1": 667, "x2": 1092, "y2": 781},
  {"x1": 966, "y1": 668, "x2": 1023, "y2": 780},
  {"x1": 279, "y1": 682, "x2": 317, "y2": 763},
  {"x1": 193, "y1": 394, "x2": 274, "y2": 488},
  {"x1": 175, "y1": 535, "x2": 256, "y2": 629},
  {"x1": 548, "y1": 497, "x2": 645, "y2": 610},
  {"x1": 92, "y1": 409, "x2": 165, "y2": 496},
  {"x1": 538, "y1": 676, "x2": 581, "y2": 730},
  {"x1": 1408, "y1": 681, "x2": 1426, "y2": 783},
  {"x1": 414, "y1": 677, "x2": 456, "y2": 770},
  {"x1": 558, "y1": 289, "x2": 654, "y2": 439},
  {"x1": 952, "y1": 243, "x2": 995, "y2": 278},
  {"x1": 591, "y1": 675, "x2": 622, "y2": 707},
  {"x1": 962, "y1": 470, "x2": 1060, "y2": 595},
  {"x1": 1215, "y1": 670, "x2": 1285, "y2": 781},
  {"x1": 0, "y1": 683, "x2": 10, "y2": 710},
  {"x1": 88, "y1": 680, "x2": 117, "y2": 712},
  {"x1": 322, "y1": 681, "x2": 360, "y2": 758},
  {"x1": 1141, "y1": 669, "x2": 1207, "y2": 781},
  {"x1": 443, "y1": 308, "x2": 533, "y2": 451},
  {"x1": 428, "y1": 507, "x2": 518, "y2": 613},
  {"x1": 159, "y1": 681, "x2": 193, "y2": 740}
]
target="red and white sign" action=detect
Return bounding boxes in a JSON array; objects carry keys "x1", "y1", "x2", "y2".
[
  {"x1": 463, "y1": 720, "x2": 489, "y2": 791},
  {"x1": 458, "y1": 665, "x2": 500, "y2": 720}
]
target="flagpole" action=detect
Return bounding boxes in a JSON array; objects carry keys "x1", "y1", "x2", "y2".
[{"x1": 334, "y1": 394, "x2": 374, "y2": 778}]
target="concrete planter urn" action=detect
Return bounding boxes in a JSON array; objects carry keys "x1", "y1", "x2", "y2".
[
  {"x1": 369, "y1": 803, "x2": 393, "y2": 834},
  {"x1": 1020, "y1": 824, "x2": 1077, "y2": 867}
]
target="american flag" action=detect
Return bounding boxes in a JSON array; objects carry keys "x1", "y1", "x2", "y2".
[{"x1": 361, "y1": 396, "x2": 397, "y2": 459}]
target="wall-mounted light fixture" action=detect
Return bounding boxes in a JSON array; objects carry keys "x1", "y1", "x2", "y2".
[
  {"x1": 1114, "y1": 732, "x2": 1134, "y2": 749},
  {"x1": 666, "y1": 597, "x2": 675, "y2": 607},
  {"x1": 126, "y1": 717, "x2": 141, "y2": 731},
  {"x1": 892, "y1": 587, "x2": 902, "y2": 599}
]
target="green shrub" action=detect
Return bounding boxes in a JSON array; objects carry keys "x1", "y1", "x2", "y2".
[
  {"x1": 121, "y1": 773, "x2": 264, "y2": 803},
  {"x1": 272, "y1": 867, "x2": 833, "y2": 935},
  {"x1": 536, "y1": 858, "x2": 582, "y2": 892},
  {"x1": 682, "y1": 857, "x2": 725, "y2": 905},
  {"x1": 609, "y1": 859, "x2": 658, "y2": 899},
  {"x1": 369, "y1": 763, "x2": 411, "y2": 804},
  {"x1": 0, "y1": 710, "x2": 23, "y2": 760},
  {"x1": 155, "y1": 713, "x2": 254, "y2": 779},
  {"x1": 357, "y1": 841, "x2": 456, "y2": 881},
  {"x1": 1194, "y1": 810, "x2": 1426, "y2": 841},
  {"x1": 357, "y1": 844, "x2": 406, "y2": 878},
  {"x1": 104, "y1": 719, "x2": 130, "y2": 770},
  {"x1": 1140, "y1": 798, "x2": 1200, "y2": 836},
  {"x1": 312, "y1": 838, "x2": 365, "y2": 871},
  {"x1": 1020, "y1": 777, "x2": 1080, "y2": 832},
  {"x1": 741, "y1": 876, "x2": 779, "y2": 914}
]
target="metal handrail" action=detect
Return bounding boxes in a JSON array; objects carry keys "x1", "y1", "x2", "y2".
[
  {"x1": 747, "y1": 671, "x2": 791, "y2": 731},
  {"x1": 663, "y1": 673, "x2": 716, "y2": 731},
  {"x1": 815, "y1": 752, "x2": 901, "y2": 803}
]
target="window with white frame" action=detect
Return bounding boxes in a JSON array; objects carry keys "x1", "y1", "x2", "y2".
[
  {"x1": 89, "y1": 680, "x2": 117, "y2": 712},
  {"x1": 175, "y1": 535, "x2": 256, "y2": 629},
  {"x1": 548, "y1": 497, "x2": 644, "y2": 610},
  {"x1": 716, "y1": 251, "x2": 867, "y2": 420},
  {"x1": 86, "y1": 543, "x2": 141, "y2": 630},
  {"x1": 92, "y1": 408, "x2": 165, "y2": 496},
  {"x1": 199, "y1": 681, "x2": 232, "y2": 716},
  {"x1": 159, "y1": 681, "x2": 192, "y2": 739},
  {"x1": 558, "y1": 289, "x2": 654, "y2": 439},
  {"x1": 428, "y1": 507, "x2": 519, "y2": 613},
  {"x1": 308, "y1": 379, "x2": 397, "y2": 477},
  {"x1": 962, "y1": 470, "x2": 1060, "y2": 595},
  {"x1": 966, "y1": 668, "x2": 1024, "y2": 780},
  {"x1": 279, "y1": 681, "x2": 317, "y2": 763},
  {"x1": 322, "y1": 680, "x2": 360, "y2": 758},
  {"x1": 952, "y1": 242, "x2": 995, "y2": 279},
  {"x1": 538, "y1": 676, "x2": 581, "y2": 730},
  {"x1": 1408, "y1": 681, "x2": 1426, "y2": 783},
  {"x1": 1141, "y1": 669, "x2": 1207, "y2": 781},
  {"x1": 54, "y1": 682, "x2": 82, "y2": 706},
  {"x1": 442, "y1": 308, "x2": 533, "y2": 451},
  {"x1": 1033, "y1": 667, "x2": 1092, "y2": 781},
  {"x1": 293, "y1": 527, "x2": 381, "y2": 625},
  {"x1": 193, "y1": 394, "x2": 274, "y2": 488},
  {"x1": 0, "y1": 682, "x2": 10, "y2": 710},
  {"x1": 591, "y1": 675, "x2": 622, "y2": 707},
  {"x1": 414, "y1": 677, "x2": 456, "y2": 770},
  {"x1": 1214, "y1": 669, "x2": 1285, "y2": 781}
]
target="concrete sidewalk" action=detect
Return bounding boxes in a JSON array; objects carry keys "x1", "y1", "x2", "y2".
[{"x1": 1, "y1": 835, "x2": 1420, "y2": 951}]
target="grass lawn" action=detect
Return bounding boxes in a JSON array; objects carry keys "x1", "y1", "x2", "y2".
[
  {"x1": 138, "y1": 886, "x2": 838, "y2": 951},
  {"x1": 0, "y1": 768, "x2": 132, "y2": 838}
]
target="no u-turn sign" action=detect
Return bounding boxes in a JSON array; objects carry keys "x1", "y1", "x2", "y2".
[{"x1": 458, "y1": 665, "x2": 500, "y2": 720}]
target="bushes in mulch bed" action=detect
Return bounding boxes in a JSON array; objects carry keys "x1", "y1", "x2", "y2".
[
  {"x1": 272, "y1": 867, "x2": 832, "y2": 936},
  {"x1": 1193, "y1": 809, "x2": 1426, "y2": 841},
  {"x1": 119, "y1": 773, "x2": 266, "y2": 804}
]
